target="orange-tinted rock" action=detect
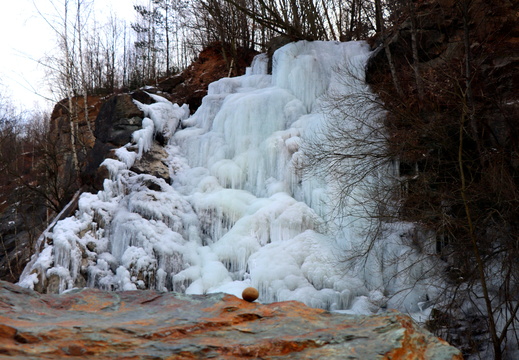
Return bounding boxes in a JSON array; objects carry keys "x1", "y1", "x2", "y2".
[
  {"x1": 242, "y1": 287, "x2": 259, "y2": 302},
  {"x1": 163, "y1": 43, "x2": 258, "y2": 112},
  {"x1": 0, "y1": 281, "x2": 461, "y2": 359}
]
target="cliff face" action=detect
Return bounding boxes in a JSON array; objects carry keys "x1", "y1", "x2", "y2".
[
  {"x1": 367, "y1": 0, "x2": 518, "y2": 153},
  {"x1": 365, "y1": 0, "x2": 518, "y2": 356},
  {"x1": 365, "y1": 0, "x2": 518, "y2": 251},
  {"x1": 0, "y1": 281, "x2": 461, "y2": 359}
]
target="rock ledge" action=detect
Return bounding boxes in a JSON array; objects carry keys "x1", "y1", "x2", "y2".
[{"x1": 0, "y1": 281, "x2": 461, "y2": 359}]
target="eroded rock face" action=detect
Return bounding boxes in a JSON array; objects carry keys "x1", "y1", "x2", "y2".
[
  {"x1": 164, "y1": 43, "x2": 258, "y2": 112},
  {"x1": 94, "y1": 93, "x2": 146, "y2": 147},
  {"x1": 0, "y1": 281, "x2": 461, "y2": 359},
  {"x1": 84, "y1": 92, "x2": 152, "y2": 190}
]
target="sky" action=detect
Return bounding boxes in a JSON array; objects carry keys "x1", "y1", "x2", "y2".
[{"x1": 0, "y1": 0, "x2": 137, "y2": 112}]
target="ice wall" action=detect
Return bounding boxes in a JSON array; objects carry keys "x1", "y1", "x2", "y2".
[{"x1": 18, "y1": 41, "x2": 437, "y2": 314}]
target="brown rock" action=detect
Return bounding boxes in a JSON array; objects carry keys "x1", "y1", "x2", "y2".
[
  {"x1": 242, "y1": 287, "x2": 259, "y2": 302},
  {"x1": 0, "y1": 281, "x2": 461, "y2": 359},
  {"x1": 0, "y1": 324, "x2": 16, "y2": 339},
  {"x1": 130, "y1": 143, "x2": 171, "y2": 182},
  {"x1": 168, "y1": 43, "x2": 259, "y2": 113}
]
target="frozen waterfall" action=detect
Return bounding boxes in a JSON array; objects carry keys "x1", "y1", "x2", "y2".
[{"x1": 18, "y1": 41, "x2": 438, "y2": 315}]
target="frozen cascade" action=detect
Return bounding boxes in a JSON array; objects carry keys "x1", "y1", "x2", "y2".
[{"x1": 18, "y1": 41, "x2": 438, "y2": 315}]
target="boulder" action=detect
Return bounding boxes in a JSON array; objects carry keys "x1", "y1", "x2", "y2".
[{"x1": 0, "y1": 281, "x2": 461, "y2": 359}]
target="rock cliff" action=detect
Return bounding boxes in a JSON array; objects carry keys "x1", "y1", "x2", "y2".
[
  {"x1": 0, "y1": 281, "x2": 461, "y2": 359},
  {"x1": 365, "y1": 0, "x2": 518, "y2": 355}
]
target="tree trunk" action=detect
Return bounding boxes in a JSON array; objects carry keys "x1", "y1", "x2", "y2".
[
  {"x1": 408, "y1": 0, "x2": 424, "y2": 101},
  {"x1": 375, "y1": 0, "x2": 383, "y2": 33},
  {"x1": 64, "y1": 1, "x2": 80, "y2": 176},
  {"x1": 76, "y1": 0, "x2": 93, "y2": 139}
]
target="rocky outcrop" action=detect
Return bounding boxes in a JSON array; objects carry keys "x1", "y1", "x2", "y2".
[
  {"x1": 49, "y1": 95, "x2": 103, "y2": 152},
  {"x1": 82, "y1": 95, "x2": 136, "y2": 189},
  {"x1": 93, "y1": 93, "x2": 145, "y2": 148},
  {"x1": 82, "y1": 89, "x2": 169, "y2": 190},
  {"x1": 48, "y1": 95, "x2": 105, "y2": 192},
  {"x1": 162, "y1": 43, "x2": 258, "y2": 111},
  {"x1": 0, "y1": 281, "x2": 461, "y2": 359}
]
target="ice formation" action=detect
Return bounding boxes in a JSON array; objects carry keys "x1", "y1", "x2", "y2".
[{"x1": 18, "y1": 41, "x2": 438, "y2": 314}]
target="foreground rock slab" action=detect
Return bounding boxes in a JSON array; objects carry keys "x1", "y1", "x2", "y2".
[{"x1": 0, "y1": 281, "x2": 461, "y2": 359}]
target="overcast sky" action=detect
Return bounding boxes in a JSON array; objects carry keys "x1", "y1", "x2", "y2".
[{"x1": 0, "y1": 0, "x2": 137, "y2": 111}]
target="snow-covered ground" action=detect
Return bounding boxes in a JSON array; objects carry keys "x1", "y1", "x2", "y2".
[{"x1": 18, "y1": 41, "x2": 440, "y2": 316}]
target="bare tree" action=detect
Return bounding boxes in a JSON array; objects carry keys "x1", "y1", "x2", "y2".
[
  {"x1": 75, "y1": 0, "x2": 94, "y2": 138},
  {"x1": 33, "y1": 0, "x2": 87, "y2": 176}
]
